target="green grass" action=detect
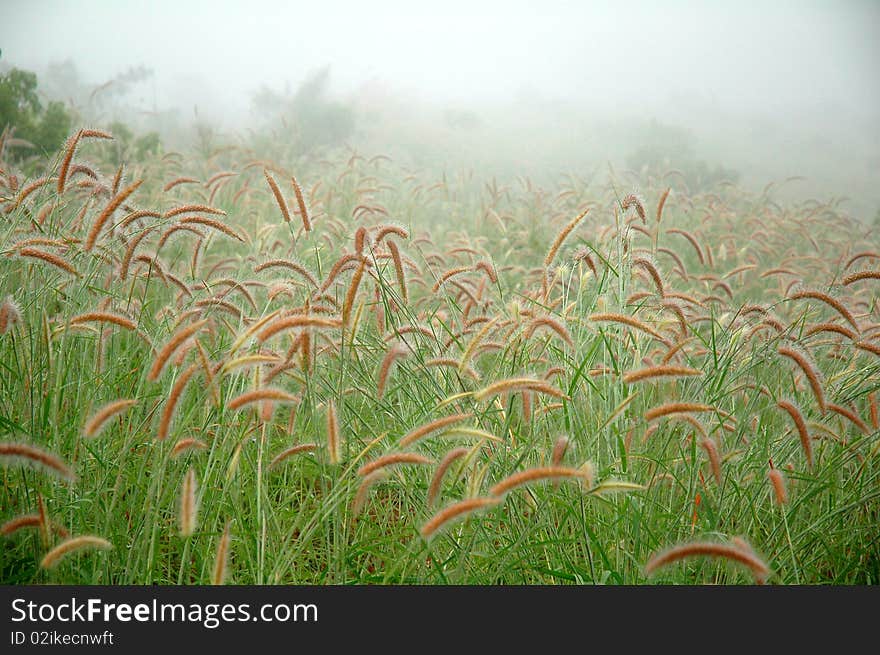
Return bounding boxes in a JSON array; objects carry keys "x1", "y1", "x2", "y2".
[{"x1": 1, "y1": 135, "x2": 879, "y2": 585}]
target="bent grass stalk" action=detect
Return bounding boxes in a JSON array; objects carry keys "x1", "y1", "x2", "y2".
[
  {"x1": 264, "y1": 170, "x2": 291, "y2": 222},
  {"x1": 644, "y1": 539, "x2": 770, "y2": 583},
  {"x1": 623, "y1": 365, "x2": 702, "y2": 384},
  {"x1": 777, "y1": 346, "x2": 826, "y2": 413},
  {"x1": 700, "y1": 438, "x2": 722, "y2": 485},
  {"x1": 351, "y1": 470, "x2": 389, "y2": 517},
  {"x1": 254, "y1": 259, "x2": 319, "y2": 288},
  {"x1": 82, "y1": 399, "x2": 137, "y2": 438},
  {"x1": 842, "y1": 270, "x2": 880, "y2": 285},
  {"x1": 458, "y1": 316, "x2": 499, "y2": 372},
  {"x1": 164, "y1": 203, "x2": 226, "y2": 218},
  {"x1": 826, "y1": 403, "x2": 870, "y2": 435},
  {"x1": 179, "y1": 216, "x2": 244, "y2": 242},
  {"x1": 525, "y1": 316, "x2": 574, "y2": 348},
  {"x1": 420, "y1": 496, "x2": 502, "y2": 540},
  {"x1": 0, "y1": 442, "x2": 76, "y2": 481},
  {"x1": 227, "y1": 388, "x2": 298, "y2": 411},
  {"x1": 2, "y1": 514, "x2": 69, "y2": 538},
  {"x1": 777, "y1": 400, "x2": 814, "y2": 468},
  {"x1": 41, "y1": 536, "x2": 112, "y2": 569},
  {"x1": 291, "y1": 175, "x2": 312, "y2": 231},
  {"x1": 427, "y1": 447, "x2": 470, "y2": 507},
  {"x1": 147, "y1": 320, "x2": 209, "y2": 382},
  {"x1": 589, "y1": 312, "x2": 666, "y2": 343},
  {"x1": 179, "y1": 468, "x2": 198, "y2": 537},
  {"x1": 170, "y1": 438, "x2": 208, "y2": 458},
  {"x1": 157, "y1": 364, "x2": 199, "y2": 440},
  {"x1": 768, "y1": 468, "x2": 788, "y2": 505},
  {"x1": 399, "y1": 413, "x2": 473, "y2": 448},
  {"x1": 56, "y1": 130, "x2": 83, "y2": 194},
  {"x1": 551, "y1": 436, "x2": 570, "y2": 467},
  {"x1": 787, "y1": 289, "x2": 858, "y2": 331},
  {"x1": 326, "y1": 400, "x2": 341, "y2": 464},
  {"x1": 212, "y1": 521, "x2": 232, "y2": 585},
  {"x1": 269, "y1": 443, "x2": 318, "y2": 470},
  {"x1": 645, "y1": 402, "x2": 715, "y2": 422},
  {"x1": 69, "y1": 311, "x2": 137, "y2": 331},
  {"x1": 473, "y1": 378, "x2": 566, "y2": 402},
  {"x1": 387, "y1": 239, "x2": 408, "y2": 301},
  {"x1": 18, "y1": 247, "x2": 80, "y2": 277},
  {"x1": 84, "y1": 179, "x2": 143, "y2": 251},
  {"x1": 257, "y1": 316, "x2": 341, "y2": 342},
  {"x1": 357, "y1": 452, "x2": 434, "y2": 477},
  {"x1": 544, "y1": 206, "x2": 590, "y2": 267},
  {"x1": 489, "y1": 466, "x2": 593, "y2": 496},
  {"x1": 377, "y1": 343, "x2": 409, "y2": 399}
]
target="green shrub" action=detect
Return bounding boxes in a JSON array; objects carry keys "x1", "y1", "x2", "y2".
[{"x1": 0, "y1": 67, "x2": 72, "y2": 161}]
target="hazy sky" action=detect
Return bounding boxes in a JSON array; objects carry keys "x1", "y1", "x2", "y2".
[
  {"x1": 1, "y1": 0, "x2": 879, "y2": 216},
  {"x1": 2, "y1": 0, "x2": 878, "y2": 124}
]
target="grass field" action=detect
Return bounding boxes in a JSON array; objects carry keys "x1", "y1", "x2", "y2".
[{"x1": 1, "y1": 129, "x2": 879, "y2": 585}]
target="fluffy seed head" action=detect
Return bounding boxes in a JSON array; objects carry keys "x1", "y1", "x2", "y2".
[
  {"x1": 41, "y1": 535, "x2": 112, "y2": 569},
  {"x1": 420, "y1": 496, "x2": 502, "y2": 540},
  {"x1": 0, "y1": 296, "x2": 22, "y2": 334},
  {"x1": 645, "y1": 539, "x2": 770, "y2": 583},
  {"x1": 179, "y1": 468, "x2": 198, "y2": 537},
  {"x1": 0, "y1": 442, "x2": 75, "y2": 481},
  {"x1": 83, "y1": 399, "x2": 137, "y2": 438}
]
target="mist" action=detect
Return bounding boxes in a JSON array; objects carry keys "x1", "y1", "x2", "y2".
[{"x1": 2, "y1": 0, "x2": 878, "y2": 216}]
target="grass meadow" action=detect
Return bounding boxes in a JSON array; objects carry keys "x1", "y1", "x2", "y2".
[{"x1": 1, "y1": 129, "x2": 879, "y2": 585}]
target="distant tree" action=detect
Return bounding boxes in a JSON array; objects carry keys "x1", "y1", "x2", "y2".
[
  {"x1": 251, "y1": 67, "x2": 354, "y2": 154},
  {"x1": 193, "y1": 121, "x2": 218, "y2": 160},
  {"x1": 31, "y1": 100, "x2": 72, "y2": 156},
  {"x1": 0, "y1": 68, "x2": 40, "y2": 146},
  {"x1": 0, "y1": 67, "x2": 72, "y2": 161},
  {"x1": 42, "y1": 59, "x2": 155, "y2": 127},
  {"x1": 626, "y1": 120, "x2": 694, "y2": 173},
  {"x1": 42, "y1": 59, "x2": 85, "y2": 106},
  {"x1": 626, "y1": 119, "x2": 739, "y2": 190},
  {"x1": 291, "y1": 67, "x2": 355, "y2": 150},
  {"x1": 98, "y1": 120, "x2": 162, "y2": 166},
  {"x1": 444, "y1": 109, "x2": 482, "y2": 131},
  {"x1": 133, "y1": 131, "x2": 161, "y2": 160}
]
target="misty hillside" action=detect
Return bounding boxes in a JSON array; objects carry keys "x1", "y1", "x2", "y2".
[{"x1": 1, "y1": 0, "x2": 878, "y2": 219}]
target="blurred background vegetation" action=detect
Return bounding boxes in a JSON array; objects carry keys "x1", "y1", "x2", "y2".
[
  {"x1": 0, "y1": 67, "x2": 71, "y2": 161},
  {"x1": 1, "y1": 52, "x2": 877, "y2": 224}
]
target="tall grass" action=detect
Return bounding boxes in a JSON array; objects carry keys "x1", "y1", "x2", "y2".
[{"x1": 1, "y1": 130, "x2": 878, "y2": 585}]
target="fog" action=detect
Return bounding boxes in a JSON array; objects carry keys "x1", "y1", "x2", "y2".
[{"x1": 2, "y1": 0, "x2": 878, "y2": 217}]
